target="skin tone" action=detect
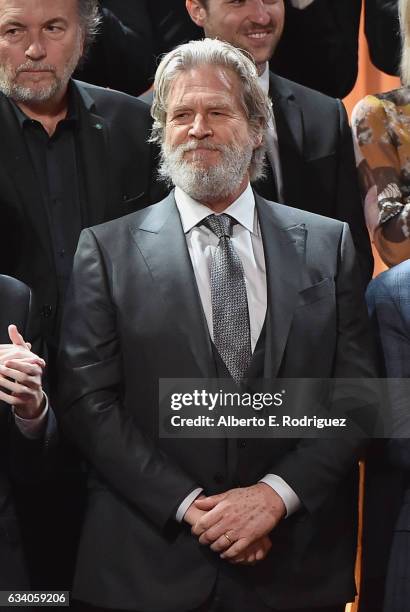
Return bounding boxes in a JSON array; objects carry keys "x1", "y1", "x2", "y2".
[
  {"x1": 186, "y1": 0, "x2": 285, "y2": 76},
  {"x1": 169, "y1": 63, "x2": 285, "y2": 562},
  {"x1": 164, "y1": 63, "x2": 263, "y2": 212},
  {"x1": 0, "y1": 0, "x2": 84, "y2": 135},
  {"x1": 0, "y1": 324, "x2": 45, "y2": 419}
]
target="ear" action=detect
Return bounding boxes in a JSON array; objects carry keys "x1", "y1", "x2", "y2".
[
  {"x1": 252, "y1": 127, "x2": 264, "y2": 150},
  {"x1": 186, "y1": 0, "x2": 208, "y2": 28}
]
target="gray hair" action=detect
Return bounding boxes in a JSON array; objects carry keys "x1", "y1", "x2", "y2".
[
  {"x1": 78, "y1": 0, "x2": 101, "y2": 53},
  {"x1": 399, "y1": 0, "x2": 410, "y2": 85},
  {"x1": 151, "y1": 38, "x2": 272, "y2": 181}
]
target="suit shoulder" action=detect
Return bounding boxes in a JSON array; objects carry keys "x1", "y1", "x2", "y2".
[
  {"x1": 74, "y1": 80, "x2": 151, "y2": 115},
  {"x1": 0, "y1": 275, "x2": 30, "y2": 302},
  {"x1": 269, "y1": 71, "x2": 341, "y2": 108},
  {"x1": 263, "y1": 198, "x2": 346, "y2": 232},
  {"x1": 368, "y1": 259, "x2": 410, "y2": 298},
  {"x1": 86, "y1": 197, "x2": 171, "y2": 240}
]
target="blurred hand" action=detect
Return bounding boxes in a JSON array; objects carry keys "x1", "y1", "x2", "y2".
[{"x1": 0, "y1": 325, "x2": 46, "y2": 419}]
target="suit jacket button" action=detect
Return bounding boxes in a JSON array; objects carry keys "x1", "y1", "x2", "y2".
[
  {"x1": 238, "y1": 440, "x2": 247, "y2": 448},
  {"x1": 213, "y1": 473, "x2": 225, "y2": 484},
  {"x1": 40, "y1": 304, "x2": 53, "y2": 318}
]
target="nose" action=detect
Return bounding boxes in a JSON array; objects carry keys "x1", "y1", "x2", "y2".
[
  {"x1": 249, "y1": 0, "x2": 271, "y2": 25},
  {"x1": 25, "y1": 35, "x2": 46, "y2": 61},
  {"x1": 188, "y1": 113, "x2": 213, "y2": 139}
]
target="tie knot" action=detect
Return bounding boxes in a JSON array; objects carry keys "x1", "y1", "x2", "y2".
[{"x1": 202, "y1": 214, "x2": 236, "y2": 239}]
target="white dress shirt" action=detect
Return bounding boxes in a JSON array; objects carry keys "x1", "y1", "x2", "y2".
[
  {"x1": 291, "y1": 0, "x2": 315, "y2": 8},
  {"x1": 174, "y1": 185, "x2": 301, "y2": 521},
  {"x1": 258, "y1": 65, "x2": 284, "y2": 202},
  {"x1": 13, "y1": 395, "x2": 49, "y2": 440}
]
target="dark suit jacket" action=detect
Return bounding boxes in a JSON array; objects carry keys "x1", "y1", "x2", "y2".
[
  {"x1": 272, "y1": 0, "x2": 399, "y2": 94},
  {"x1": 365, "y1": 261, "x2": 410, "y2": 612},
  {"x1": 271, "y1": 0, "x2": 362, "y2": 98},
  {"x1": 0, "y1": 275, "x2": 53, "y2": 589},
  {"x1": 252, "y1": 71, "x2": 373, "y2": 283},
  {"x1": 58, "y1": 191, "x2": 377, "y2": 610},
  {"x1": 75, "y1": 1, "x2": 156, "y2": 96},
  {"x1": 365, "y1": 0, "x2": 400, "y2": 77},
  {"x1": 0, "y1": 79, "x2": 163, "y2": 352}
]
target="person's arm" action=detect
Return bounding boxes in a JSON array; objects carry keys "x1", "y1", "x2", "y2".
[
  {"x1": 366, "y1": 268, "x2": 410, "y2": 469},
  {"x1": 352, "y1": 94, "x2": 410, "y2": 267},
  {"x1": 58, "y1": 228, "x2": 200, "y2": 531}
]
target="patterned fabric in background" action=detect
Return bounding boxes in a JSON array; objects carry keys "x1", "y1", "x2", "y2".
[{"x1": 352, "y1": 88, "x2": 410, "y2": 267}]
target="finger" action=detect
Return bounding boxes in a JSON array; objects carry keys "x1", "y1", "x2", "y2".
[
  {"x1": 209, "y1": 533, "x2": 235, "y2": 552},
  {"x1": 0, "y1": 388, "x2": 23, "y2": 406},
  {"x1": 8, "y1": 325, "x2": 29, "y2": 349},
  {"x1": 191, "y1": 505, "x2": 225, "y2": 536},
  {"x1": 220, "y1": 538, "x2": 249, "y2": 560},
  {"x1": 199, "y1": 521, "x2": 235, "y2": 546},
  {"x1": 0, "y1": 349, "x2": 41, "y2": 364},
  {"x1": 4, "y1": 355, "x2": 45, "y2": 369},
  {"x1": 0, "y1": 374, "x2": 34, "y2": 395},
  {"x1": 255, "y1": 547, "x2": 267, "y2": 561},
  {"x1": 3, "y1": 361, "x2": 43, "y2": 379},
  {"x1": 245, "y1": 552, "x2": 256, "y2": 565},
  {"x1": 194, "y1": 494, "x2": 226, "y2": 510}
]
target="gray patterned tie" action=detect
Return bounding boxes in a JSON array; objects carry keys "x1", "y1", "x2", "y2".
[{"x1": 202, "y1": 214, "x2": 252, "y2": 384}]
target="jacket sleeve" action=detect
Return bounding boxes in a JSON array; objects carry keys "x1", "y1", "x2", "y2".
[
  {"x1": 58, "y1": 228, "x2": 199, "y2": 531},
  {"x1": 269, "y1": 224, "x2": 379, "y2": 514}
]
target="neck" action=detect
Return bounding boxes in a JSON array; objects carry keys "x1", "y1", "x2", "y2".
[
  {"x1": 201, "y1": 178, "x2": 249, "y2": 213},
  {"x1": 14, "y1": 88, "x2": 69, "y2": 136},
  {"x1": 257, "y1": 61, "x2": 267, "y2": 77}
]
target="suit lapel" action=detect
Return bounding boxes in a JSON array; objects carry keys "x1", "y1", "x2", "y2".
[
  {"x1": 75, "y1": 83, "x2": 110, "y2": 226},
  {"x1": 129, "y1": 194, "x2": 215, "y2": 378},
  {"x1": 269, "y1": 72, "x2": 305, "y2": 208},
  {"x1": 256, "y1": 194, "x2": 306, "y2": 377},
  {"x1": 0, "y1": 94, "x2": 53, "y2": 261}
]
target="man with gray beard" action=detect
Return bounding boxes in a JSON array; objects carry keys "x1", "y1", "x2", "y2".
[
  {"x1": 59, "y1": 39, "x2": 377, "y2": 612},
  {"x1": 0, "y1": 0, "x2": 162, "y2": 368}
]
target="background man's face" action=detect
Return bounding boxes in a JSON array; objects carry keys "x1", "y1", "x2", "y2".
[
  {"x1": 0, "y1": 0, "x2": 84, "y2": 103},
  {"x1": 186, "y1": 0, "x2": 285, "y2": 75}
]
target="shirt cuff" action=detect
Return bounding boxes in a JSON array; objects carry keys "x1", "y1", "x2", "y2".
[
  {"x1": 13, "y1": 393, "x2": 49, "y2": 440},
  {"x1": 290, "y1": 0, "x2": 316, "y2": 8},
  {"x1": 259, "y1": 474, "x2": 301, "y2": 517},
  {"x1": 175, "y1": 487, "x2": 204, "y2": 522}
]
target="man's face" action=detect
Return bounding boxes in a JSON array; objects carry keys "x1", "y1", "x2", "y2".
[
  {"x1": 161, "y1": 63, "x2": 261, "y2": 203},
  {"x1": 0, "y1": 0, "x2": 84, "y2": 104},
  {"x1": 186, "y1": 0, "x2": 284, "y2": 74}
]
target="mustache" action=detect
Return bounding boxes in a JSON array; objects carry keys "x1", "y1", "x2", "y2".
[
  {"x1": 175, "y1": 141, "x2": 225, "y2": 153},
  {"x1": 16, "y1": 61, "x2": 56, "y2": 74}
]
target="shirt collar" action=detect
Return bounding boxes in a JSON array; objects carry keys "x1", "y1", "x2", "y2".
[
  {"x1": 258, "y1": 63, "x2": 270, "y2": 96},
  {"x1": 10, "y1": 80, "x2": 79, "y2": 129},
  {"x1": 174, "y1": 183, "x2": 258, "y2": 236}
]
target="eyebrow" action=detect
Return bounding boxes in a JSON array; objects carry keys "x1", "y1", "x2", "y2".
[
  {"x1": 0, "y1": 20, "x2": 25, "y2": 27},
  {"x1": 0, "y1": 16, "x2": 67, "y2": 29}
]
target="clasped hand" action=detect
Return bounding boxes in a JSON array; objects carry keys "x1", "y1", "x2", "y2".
[
  {"x1": 0, "y1": 325, "x2": 45, "y2": 419},
  {"x1": 184, "y1": 483, "x2": 285, "y2": 566}
]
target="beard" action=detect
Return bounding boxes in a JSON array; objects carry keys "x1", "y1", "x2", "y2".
[
  {"x1": 159, "y1": 139, "x2": 254, "y2": 203},
  {"x1": 0, "y1": 37, "x2": 82, "y2": 103}
]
